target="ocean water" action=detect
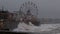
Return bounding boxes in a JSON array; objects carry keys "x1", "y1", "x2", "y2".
[{"x1": 12, "y1": 22, "x2": 60, "y2": 33}]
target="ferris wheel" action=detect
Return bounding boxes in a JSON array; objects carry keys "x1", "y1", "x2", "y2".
[{"x1": 19, "y1": 1, "x2": 38, "y2": 17}]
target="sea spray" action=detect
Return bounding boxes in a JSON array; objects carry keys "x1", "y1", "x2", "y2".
[{"x1": 12, "y1": 22, "x2": 60, "y2": 32}]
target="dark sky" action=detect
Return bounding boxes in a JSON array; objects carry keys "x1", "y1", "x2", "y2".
[{"x1": 0, "y1": 0, "x2": 60, "y2": 18}]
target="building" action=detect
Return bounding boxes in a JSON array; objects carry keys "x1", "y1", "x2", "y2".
[{"x1": 0, "y1": 10, "x2": 14, "y2": 30}]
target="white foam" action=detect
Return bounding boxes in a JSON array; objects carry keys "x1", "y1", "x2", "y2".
[{"x1": 12, "y1": 22, "x2": 60, "y2": 32}]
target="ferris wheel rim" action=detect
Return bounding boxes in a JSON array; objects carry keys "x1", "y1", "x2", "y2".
[{"x1": 19, "y1": 1, "x2": 38, "y2": 17}]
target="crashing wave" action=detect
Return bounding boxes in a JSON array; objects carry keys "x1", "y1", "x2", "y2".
[{"x1": 12, "y1": 22, "x2": 60, "y2": 32}]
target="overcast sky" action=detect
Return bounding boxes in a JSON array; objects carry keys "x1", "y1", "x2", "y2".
[{"x1": 0, "y1": 0, "x2": 60, "y2": 18}]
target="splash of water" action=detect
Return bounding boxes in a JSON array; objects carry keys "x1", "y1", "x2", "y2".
[{"x1": 12, "y1": 22, "x2": 60, "y2": 32}]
